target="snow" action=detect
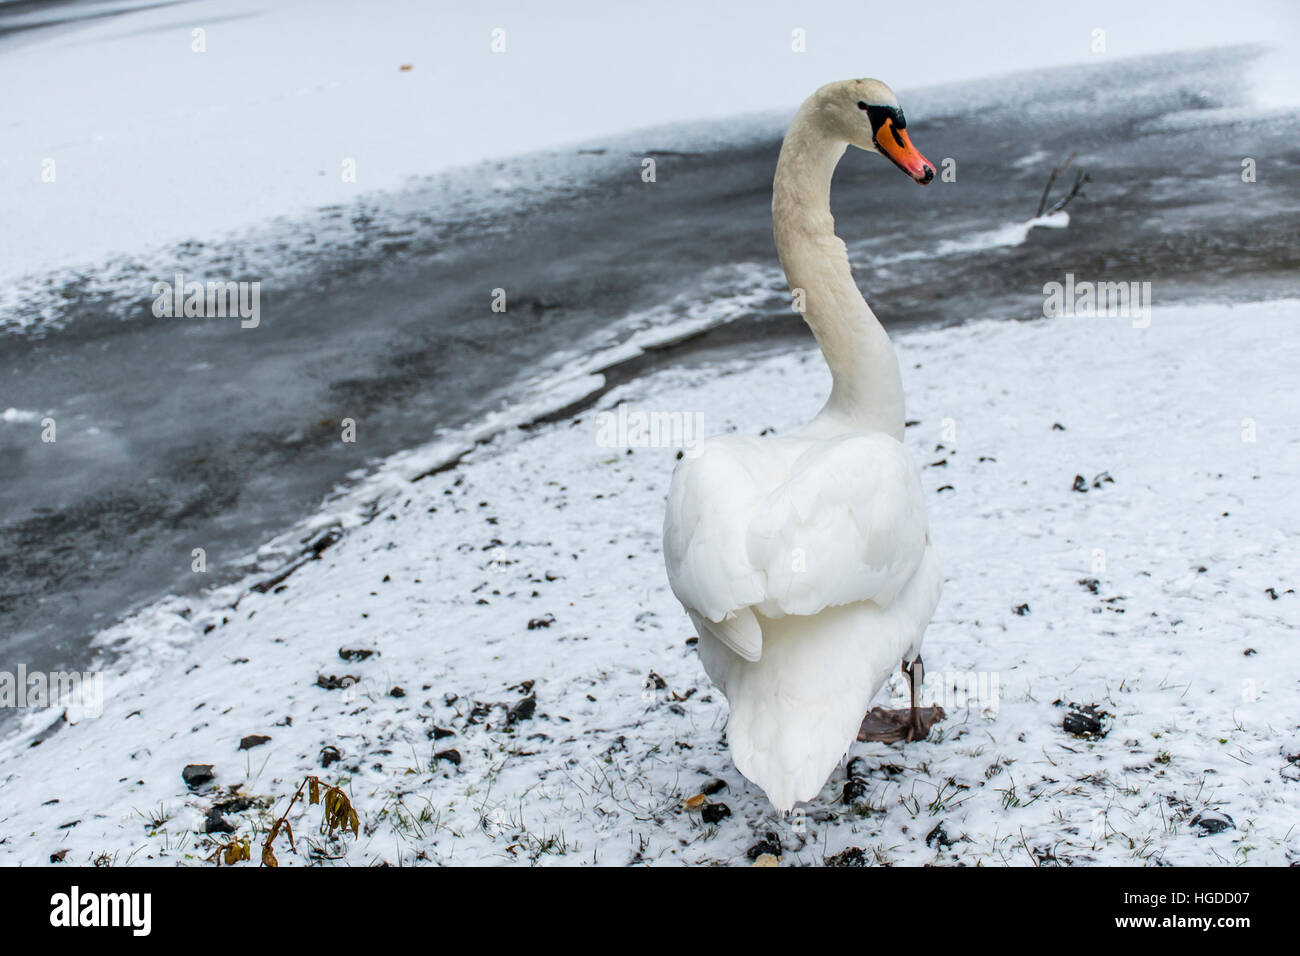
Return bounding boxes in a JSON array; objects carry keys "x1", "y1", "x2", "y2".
[
  {"x1": 2, "y1": 298, "x2": 1296, "y2": 866},
  {"x1": 934, "y1": 211, "x2": 1070, "y2": 256}
]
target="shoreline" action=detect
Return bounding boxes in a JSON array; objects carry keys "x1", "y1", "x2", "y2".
[
  {"x1": 3, "y1": 275, "x2": 1283, "y2": 740},
  {"x1": 5, "y1": 43, "x2": 1296, "y2": 691},
  {"x1": 2, "y1": 298, "x2": 1296, "y2": 866}
]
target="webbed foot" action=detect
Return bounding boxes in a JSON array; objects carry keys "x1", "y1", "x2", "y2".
[{"x1": 856, "y1": 704, "x2": 945, "y2": 743}]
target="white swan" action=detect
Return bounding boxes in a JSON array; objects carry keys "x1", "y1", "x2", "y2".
[{"x1": 663, "y1": 79, "x2": 944, "y2": 812}]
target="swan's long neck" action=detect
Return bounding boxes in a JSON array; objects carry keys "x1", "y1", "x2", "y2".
[{"x1": 773, "y1": 104, "x2": 905, "y2": 440}]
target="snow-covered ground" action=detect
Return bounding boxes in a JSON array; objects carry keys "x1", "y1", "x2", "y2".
[{"x1": 2, "y1": 298, "x2": 1296, "y2": 866}]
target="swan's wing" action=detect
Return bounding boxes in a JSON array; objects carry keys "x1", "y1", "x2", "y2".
[
  {"x1": 664, "y1": 430, "x2": 930, "y2": 657},
  {"x1": 746, "y1": 432, "x2": 929, "y2": 618},
  {"x1": 663, "y1": 435, "x2": 785, "y2": 661}
]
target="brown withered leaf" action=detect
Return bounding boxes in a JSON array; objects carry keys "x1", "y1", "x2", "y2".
[
  {"x1": 261, "y1": 773, "x2": 361, "y2": 865},
  {"x1": 222, "y1": 839, "x2": 251, "y2": 865}
]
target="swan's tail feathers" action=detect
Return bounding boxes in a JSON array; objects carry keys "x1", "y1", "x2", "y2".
[
  {"x1": 685, "y1": 543, "x2": 942, "y2": 812},
  {"x1": 688, "y1": 608, "x2": 761, "y2": 662},
  {"x1": 698, "y1": 543, "x2": 942, "y2": 812},
  {"x1": 696, "y1": 602, "x2": 903, "y2": 812}
]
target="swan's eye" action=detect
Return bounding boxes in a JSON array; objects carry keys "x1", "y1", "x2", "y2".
[{"x1": 861, "y1": 103, "x2": 904, "y2": 135}]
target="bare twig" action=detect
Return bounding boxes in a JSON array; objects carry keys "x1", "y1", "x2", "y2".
[
  {"x1": 1036, "y1": 152, "x2": 1090, "y2": 218},
  {"x1": 1044, "y1": 170, "x2": 1092, "y2": 217},
  {"x1": 260, "y1": 776, "x2": 310, "y2": 867}
]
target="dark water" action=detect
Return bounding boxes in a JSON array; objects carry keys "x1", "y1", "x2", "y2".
[{"x1": 1, "y1": 44, "x2": 1298, "y2": 690}]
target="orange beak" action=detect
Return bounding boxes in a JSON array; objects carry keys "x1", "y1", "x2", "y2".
[{"x1": 874, "y1": 117, "x2": 935, "y2": 185}]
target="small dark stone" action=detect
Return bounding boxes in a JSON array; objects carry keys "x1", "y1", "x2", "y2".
[
  {"x1": 527, "y1": 614, "x2": 555, "y2": 630},
  {"x1": 701, "y1": 778, "x2": 728, "y2": 796},
  {"x1": 1062, "y1": 703, "x2": 1109, "y2": 739},
  {"x1": 646, "y1": 671, "x2": 667, "y2": 690},
  {"x1": 319, "y1": 745, "x2": 342, "y2": 768},
  {"x1": 746, "y1": 831, "x2": 782, "y2": 860},
  {"x1": 1072, "y1": 475, "x2": 1089, "y2": 493},
  {"x1": 316, "y1": 674, "x2": 359, "y2": 690},
  {"x1": 508, "y1": 694, "x2": 537, "y2": 724},
  {"x1": 182, "y1": 764, "x2": 215, "y2": 790},
  {"x1": 213, "y1": 795, "x2": 253, "y2": 814},
  {"x1": 238, "y1": 734, "x2": 271, "y2": 750},
  {"x1": 429, "y1": 726, "x2": 455, "y2": 740},
  {"x1": 1013, "y1": 603, "x2": 1031, "y2": 616},
  {"x1": 1078, "y1": 578, "x2": 1100, "y2": 594},
  {"x1": 308, "y1": 529, "x2": 342, "y2": 556},
  {"x1": 390, "y1": 686, "x2": 406, "y2": 698},
  {"x1": 204, "y1": 808, "x2": 235, "y2": 834},
  {"x1": 743, "y1": 832, "x2": 780, "y2": 858},
  {"x1": 826, "y1": 846, "x2": 868, "y2": 867},
  {"x1": 1190, "y1": 810, "x2": 1234, "y2": 836},
  {"x1": 842, "y1": 756, "x2": 869, "y2": 804},
  {"x1": 434, "y1": 749, "x2": 462, "y2": 766},
  {"x1": 701, "y1": 802, "x2": 731, "y2": 824},
  {"x1": 1052, "y1": 423, "x2": 1067, "y2": 431},
  {"x1": 338, "y1": 648, "x2": 375, "y2": 662}
]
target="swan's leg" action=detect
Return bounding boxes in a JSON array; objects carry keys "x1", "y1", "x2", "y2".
[
  {"x1": 902, "y1": 656, "x2": 943, "y2": 741},
  {"x1": 856, "y1": 656, "x2": 945, "y2": 743}
]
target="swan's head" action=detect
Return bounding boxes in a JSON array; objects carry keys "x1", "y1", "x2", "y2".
[{"x1": 814, "y1": 78, "x2": 934, "y2": 184}]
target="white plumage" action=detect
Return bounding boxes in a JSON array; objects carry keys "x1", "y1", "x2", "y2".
[{"x1": 662, "y1": 78, "x2": 943, "y2": 812}]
